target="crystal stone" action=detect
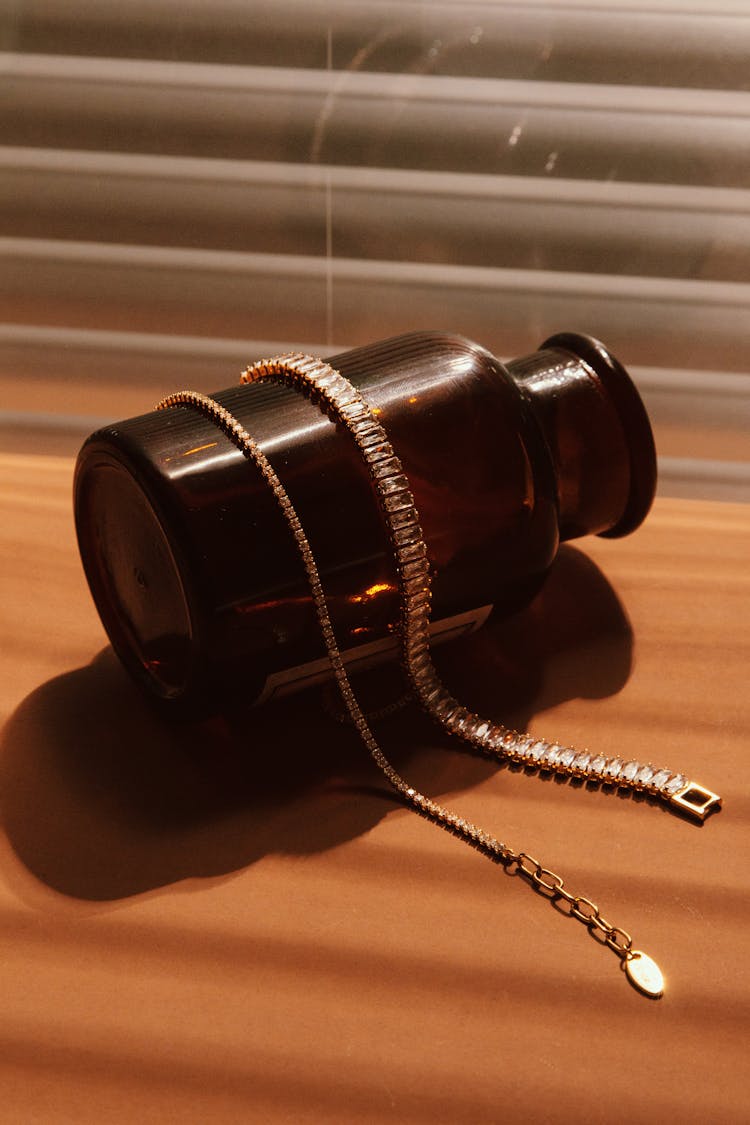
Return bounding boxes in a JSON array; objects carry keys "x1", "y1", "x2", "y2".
[
  {"x1": 542, "y1": 744, "x2": 561, "y2": 767},
  {"x1": 379, "y1": 474, "x2": 409, "y2": 494},
  {"x1": 388, "y1": 502, "x2": 414, "y2": 524},
  {"x1": 604, "y1": 758, "x2": 624, "y2": 779},
  {"x1": 449, "y1": 710, "x2": 470, "y2": 734},
  {"x1": 650, "y1": 769, "x2": 672, "y2": 791},
  {"x1": 620, "y1": 760, "x2": 640, "y2": 782},
  {"x1": 573, "y1": 752, "x2": 591, "y2": 772},
  {"x1": 527, "y1": 741, "x2": 548, "y2": 762},
  {"x1": 401, "y1": 559, "x2": 428, "y2": 581},
  {"x1": 341, "y1": 401, "x2": 368, "y2": 421},
  {"x1": 635, "y1": 764, "x2": 655, "y2": 786},
  {"x1": 399, "y1": 541, "x2": 426, "y2": 563},
  {"x1": 489, "y1": 732, "x2": 511, "y2": 754},
  {"x1": 368, "y1": 444, "x2": 395, "y2": 463},
  {"x1": 588, "y1": 755, "x2": 607, "y2": 776},
  {"x1": 512, "y1": 736, "x2": 533, "y2": 754},
  {"x1": 558, "y1": 748, "x2": 576, "y2": 768},
  {"x1": 432, "y1": 699, "x2": 455, "y2": 722},
  {"x1": 384, "y1": 493, "x2": 411, "y2": 513},
  {"x1": 665, "y1": 773, "x2": 688, "y2": 795}
]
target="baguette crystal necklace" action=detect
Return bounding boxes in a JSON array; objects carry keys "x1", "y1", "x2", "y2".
[{"x1": 157, "y1": 352, "x2": 721, "y2": 999}]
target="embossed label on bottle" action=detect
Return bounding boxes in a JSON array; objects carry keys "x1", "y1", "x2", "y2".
[{"x1": 255, "y1": 604, "x2": 493, "y2": 705}]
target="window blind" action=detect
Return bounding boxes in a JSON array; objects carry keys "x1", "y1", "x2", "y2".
[{"x1": 3, "y1": 0, "x2": 750, "y2": 498}]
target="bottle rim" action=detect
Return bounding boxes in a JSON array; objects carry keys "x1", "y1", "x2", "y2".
[{"x1": 541, "y1": 332, "x2": 657, "y2": 539}]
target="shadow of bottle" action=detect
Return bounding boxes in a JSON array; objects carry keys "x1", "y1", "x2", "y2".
[{"x1": 0, "y1": 545, "x2": 632, "y2": 903}]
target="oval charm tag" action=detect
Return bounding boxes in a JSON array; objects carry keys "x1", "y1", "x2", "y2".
[{"x1": 625, "y1": 951, "x2": 664, "y2": 998}]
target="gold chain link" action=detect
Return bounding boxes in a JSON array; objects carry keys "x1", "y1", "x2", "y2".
[{"x1": 511, "y1": 852, "x2": 633, "y2": 957}]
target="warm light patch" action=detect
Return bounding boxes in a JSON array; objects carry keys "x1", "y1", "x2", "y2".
[
  {"x1": 165, "y1": 441, "x2": 219, "y2": 462},
  {"x1": 350, "y1": 582, "x2": 394, "y2": 603}
]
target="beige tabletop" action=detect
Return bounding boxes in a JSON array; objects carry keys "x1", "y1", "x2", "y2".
[{"x1": 0, "y1": 450, "x2": 747, "y2": 1124}]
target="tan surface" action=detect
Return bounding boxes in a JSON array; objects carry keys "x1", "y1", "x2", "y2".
[{"x1": 0, "y1": 451, "x2": 747, "y2": 1124}]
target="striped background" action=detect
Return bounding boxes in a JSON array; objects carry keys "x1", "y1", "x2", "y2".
[{"x1": 3, "y1": 0, "x2": 750, "y2": 498}]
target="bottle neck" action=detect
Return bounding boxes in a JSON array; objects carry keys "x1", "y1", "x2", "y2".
[{"x1": 506, "y1": 333, "x2": 657, "y2": 541}]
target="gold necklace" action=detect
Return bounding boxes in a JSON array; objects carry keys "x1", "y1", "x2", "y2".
[{"x1": 157, "y1": 352, "x2": 722, "y2": 999}]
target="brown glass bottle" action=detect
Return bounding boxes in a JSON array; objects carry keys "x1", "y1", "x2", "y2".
[{"x1": 74, "y1": 331, "x2": 656, "y2": 715}]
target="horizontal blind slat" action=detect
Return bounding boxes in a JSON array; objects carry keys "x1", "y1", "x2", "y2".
[
  {"x1": 9, "y1": 1, "x2": 750, "y2": 89},
  {"x1": 7, "y1": 239, "x2": 750, "y2": 373},
  {"x1": 4, "y1": 9, "x2": 750, "y2": 498},
  {"x1": 8, "y1": 54, "x2": 750, "y2": 114},
  {"x1": 5, "y1": 145, "x2": 750, "y2": 209},
  {"x1": 5, "y1": 56, "x2": 750, "y2": 186},
  {"x1": 4, "y1": 148, "x2": 749, "y2": 281}
]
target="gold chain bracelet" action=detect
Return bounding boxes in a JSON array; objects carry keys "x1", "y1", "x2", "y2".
[{"x1": 156, "y1": 353, "x2": 722, "y2": 999}]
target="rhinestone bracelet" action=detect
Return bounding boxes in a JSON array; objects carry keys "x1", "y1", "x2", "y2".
[{"x1": 156, "y1": 353, "x2": 722, "y2": 998}]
